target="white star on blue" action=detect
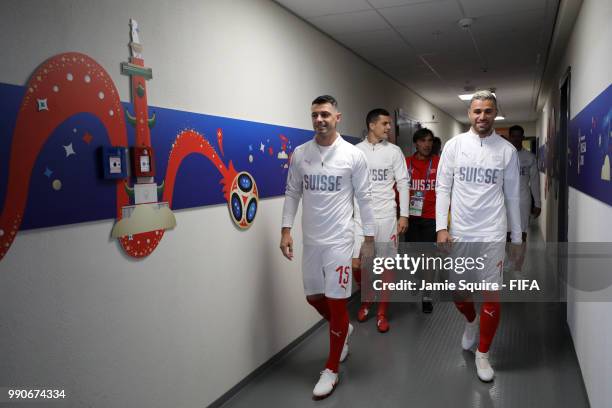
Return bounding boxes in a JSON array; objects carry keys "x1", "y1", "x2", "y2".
[{"x1": 63, "y1": 143, "x2": 76, "y2": 157}]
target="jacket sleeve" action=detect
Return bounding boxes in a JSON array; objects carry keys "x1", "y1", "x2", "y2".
[
  {"x1": 281, "y1": 149, "x2": 302, "y2": 228},
  {"x1": 504, "y1": 150, "x2": 522, "y2": 243},
  {"x1": 352, "y1": 150, "x2": 376, "y2": 237},
  {"x1": 435, "y1": 140, "x2": 455, "y2": 232},
  {"x1": 394, "y1": 147, "x2": 410, "y2": 218}
]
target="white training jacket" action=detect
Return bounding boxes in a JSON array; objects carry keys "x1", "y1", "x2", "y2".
[
  {"x1": 517, "y1": 149, "x2": 541, "y2": 208},
  {"x1": 435, "y1": 130, "x2": 522, "y2": 243},
  {"x1": 282, "y1": 134, "x2": 376, "y2": 246},
  {"x1": 355, "y1": 139, "x2": 410, "y2": 219}
]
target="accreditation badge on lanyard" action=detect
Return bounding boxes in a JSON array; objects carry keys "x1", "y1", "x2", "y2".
[{"x1": 409, "y1": 158, "x2": 432, "y2": 217}]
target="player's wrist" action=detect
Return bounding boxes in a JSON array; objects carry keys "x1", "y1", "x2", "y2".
[
  {"x1": 281, "y1": 227, "x2": 292, "y2": 235},
  {"x1": 364, "y1": 236, "x2": 375, "y2": 242}
]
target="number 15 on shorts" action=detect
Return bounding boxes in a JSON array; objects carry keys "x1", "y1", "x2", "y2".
[{"x1": 336, "y1": 266, "x2": 350, "y2": 289}]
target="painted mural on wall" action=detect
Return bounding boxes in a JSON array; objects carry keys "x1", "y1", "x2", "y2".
[
  {"x1": 0, "y1": 19, "x2": 349, "y2": 261},
  {"x1": 537, "y1": 142, "x2": 547, "y2": 173},
  {"x1": 568, "y1": 84, "x2": 612, "y2": 206},
  {"x1": 537, "y1": 102, "x2": 559, "y2": 201}
]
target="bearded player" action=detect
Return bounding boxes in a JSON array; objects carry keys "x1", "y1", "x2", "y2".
[
  {"x1": 280, "y1": 95, "x2": 375, "y2": 399},
  {"x1": 436, "y1": 90, "x2": 521, "y2": 382}
]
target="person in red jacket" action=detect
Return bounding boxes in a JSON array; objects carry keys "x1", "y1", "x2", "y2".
[{"x1": 405, "y1": 128, "x2": 440, "y2": 313}]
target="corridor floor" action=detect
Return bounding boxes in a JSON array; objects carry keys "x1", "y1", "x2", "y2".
[{"x1": 220, "y1": 227, "x2": 589, "y2": 408}]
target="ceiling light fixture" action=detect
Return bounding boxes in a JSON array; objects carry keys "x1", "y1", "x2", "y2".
[
  {"x1": 495, "y1": 116, "x2": 505, "y2": 120},
  {"x1": 458, "y1": 18, "x2": 474, "y2": 29}
]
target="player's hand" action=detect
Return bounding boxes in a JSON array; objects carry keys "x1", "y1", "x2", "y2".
[
  {"x1": 532, "y1": 207, "x2": 541, "y2": 218},
  {"x1": 280, "y1": 228, "x2": 294, "y2": 260},
  {"x1": 436, "y1": 229, "x2": 453, "y2": 252},
  {"x1": 436, "y1": 229, "x2": 452, "y2": 243},
  {"x1": 397, "y1": 216, "x2": 409, "y2": 235}
]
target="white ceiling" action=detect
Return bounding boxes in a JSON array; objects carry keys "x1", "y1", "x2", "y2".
[{"x1": 275, "y1": 0, "x2": 559, "y2": 124}]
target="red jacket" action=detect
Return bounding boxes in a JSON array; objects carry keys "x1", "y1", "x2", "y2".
[{"x1": 405, "y1": 154, "x2": 439, "y2": 219}]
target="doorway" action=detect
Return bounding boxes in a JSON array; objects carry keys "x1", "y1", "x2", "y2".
[{"x1": 557, "y1": 70, "x2": 570, "y2": 243}]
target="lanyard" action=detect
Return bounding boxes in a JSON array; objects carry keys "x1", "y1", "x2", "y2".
[{"x1": 408, "y1": 157, "x2": 433, "y2": 191}]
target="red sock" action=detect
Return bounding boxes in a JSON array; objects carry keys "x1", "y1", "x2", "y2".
[
  {"x1": 377, "y1": 269, "x2": 393, "y2": 316},
  {"x1": 357, "y1": 264, "x2": 374, "y2": 304},
  {"x1": 454, "y1": 300, "x2": 476, "y2": 322},
  {"x1": 325, "y1": 297, "x2": 349, "y2": 373},
  {"x1": 306, "y1": 295, "x2": 330, "y2": 321},
  {"x1": 478, "y1": 301, "x2": 501, "y2": 353},
  {"x1": 360, "y1": 301, "x2": 372, "y2": 308},
  {"x1": 377, "y1": 301, "x2": 388, "y2": 316}
]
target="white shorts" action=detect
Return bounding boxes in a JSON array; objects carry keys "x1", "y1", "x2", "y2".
[
  {"x1": 520, "y1": 199, "x2": 531, "y2": 232},
  {"x1": 507, "y1": 199, "x2": 532, "y2": 233},
  {"x1": 303, "y1": 242, "x2": 353, "y2": 299},
  {"x1": 448, "y1": 234, "x2": 505, "y2": 288},
  {"x1": 352, "y1": 217, "x2": 397, "y2": 258}
]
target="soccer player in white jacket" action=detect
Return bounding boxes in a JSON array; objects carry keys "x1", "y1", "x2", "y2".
[
  {"x1": 352, "y1": 108, "x2": 409, "y2": 333},
  {"x1": 280, "y1": 95, "x2": 376, "y2": 400},
  {"x1": 507, "y1": 125, "x2": 542, "y2": 240},
  {"x1": 436, "y1": 90, "x2": 521, "y2": 382}
]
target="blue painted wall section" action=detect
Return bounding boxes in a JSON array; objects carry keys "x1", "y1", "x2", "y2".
[
  {"x1": 568, "y1": 84, "x2": 612, "y2": 206},
  {"x1": 0, "y1": 82, "x2": 360, "y2": 231}
]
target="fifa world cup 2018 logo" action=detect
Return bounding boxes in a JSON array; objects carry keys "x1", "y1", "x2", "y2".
[
  {"x1": 229, "y1": 172, "x2": 259, "y2": 229},
  {"x1": 163, "y1": 129, "x2": 260, "y2": 232}
]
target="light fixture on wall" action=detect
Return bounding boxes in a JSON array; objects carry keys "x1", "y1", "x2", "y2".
[{"x1": 495, "y1": 115, "x2": 505, "y2": 120}]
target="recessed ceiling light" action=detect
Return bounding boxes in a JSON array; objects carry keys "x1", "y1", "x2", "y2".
[{"x1": 458, "y1": 92, "x2": 496, "y2": 101}]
